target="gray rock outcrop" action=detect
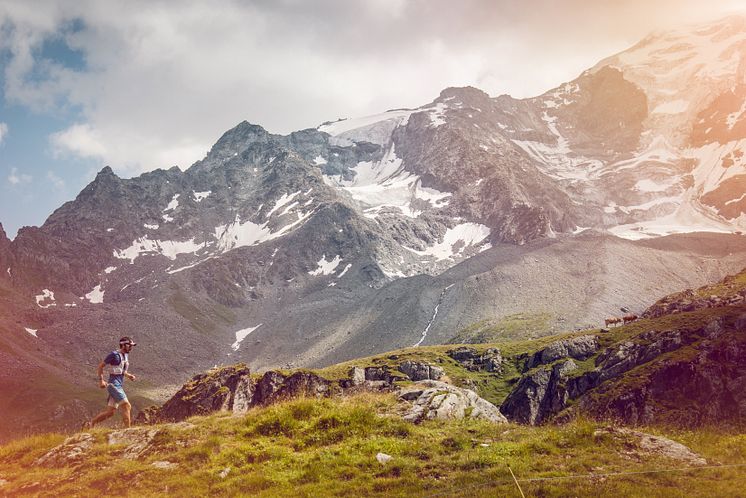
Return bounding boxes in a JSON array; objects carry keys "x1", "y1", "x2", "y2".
[
  {"x1": 594, "y1": 427, "x2": 707, "y2": 465},
  {"x1": 399, "y1": 380, "x2": 507, "y2": 424},
  {"x1": 500, "y1": 359, "x2": 578, "y2": 425},
  {"x1": 397, "y1": 360, "x2": 445, "y2": 381},
  {"x1": 138, "y1": 365, "x2": 334, "y2": 423},
  {"x1": 149, "y1": 364, "x2": 253, "y2": 423},
  {"x1": 34, "y1": 433, "x2": 96, "y2": 467},
  {"x1": 107, "y1": 427, "x2": 162, "y2": 460},
  {"x1": 595, "y1": 330, "x2": 682, "y2": 381},
  {"x1": 447, "y1": 347, "x2": 502, "y2": 373},
  {"x1": 525, "y1": 335, "x2": 599, "y2": 369}
]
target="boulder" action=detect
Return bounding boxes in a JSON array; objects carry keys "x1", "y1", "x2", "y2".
[
  {"x1": 348, "y1": 366, "x2": 365, "y2": 386},
  {"x1": 253, "y1": 371, "x2": 287, "y2": 405},
  {"x1": 107, "y1": 427, "x2": 161, "y2": 460},
  {"x1": 34, "y1": 433, "x2": 96, "y2": 467},
  {"x1": 149, "y1": 364, "x2": 254, "y2": 423},
  {"x1": 398, "y1": 360, "x2": 444, "y2": 381},
  {"x1": 500, "y1": 360, "x2": 577, "y2": 425},
  {"x1": 232, "y1": 375, "x2": 254, "y2": 413},
  {"x1": 525, "y1": 335, "x2": 599, "y2": 369},
  {"x1": 447, "y1": 347, "x2": 503, "y2": 373},
  {"x1": 594, "y1": 427, "x2": 707, "y2": 465},
  {"x1": 364, "y1": 366, "x2": 394, "y2": 382},
  {"x1": 398, "y1": 380, "x2": 507, "y2": 424},
  {"x1": 274, "y1": 371, "x2": 331, "y2": 401}
]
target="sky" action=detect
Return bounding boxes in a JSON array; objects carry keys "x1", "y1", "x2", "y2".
[{"x1": 1, "y1": 0, "x2": 745, "y2": 239}]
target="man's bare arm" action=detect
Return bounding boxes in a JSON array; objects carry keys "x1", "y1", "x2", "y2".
[{"x1": 97, "y1": 361, "x2": 107, "y2": 388}]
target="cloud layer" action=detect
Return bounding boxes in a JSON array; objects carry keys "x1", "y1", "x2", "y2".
[{"x1": 1, "y1": 0, "x2": 744, "y2": 175}]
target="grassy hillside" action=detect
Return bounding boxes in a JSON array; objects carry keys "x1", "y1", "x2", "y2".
[
  {"x1": 1, "y1": 393, "x2": 745, "y2": 497},
  {"x1": 2, "y1": 268, "x2": 746, "y2": 496},
  {"x1": 447, "y1": 312, "x2": 556, "y2": 343}
]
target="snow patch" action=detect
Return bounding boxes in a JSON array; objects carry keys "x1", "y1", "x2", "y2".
[
  {"x1": 144, "y1": 223, "x2": 159, "y2": 230},
  {"x1": 114, "y1": 236, "x2": 204, "y2": 263},
  {"x1": 231, "y1": 324, "x2": 262, "y2": 351},
  {"x1": 726, "y1": 100, "x2": 746, "y2": 130},
  {"x1": 404, "y1": 223, "x2": 491, "y2": 261},
  {"x1": 609, "y1": 198, "x2": 737, "y2": 240},
  {"x1": 35, "y1": 289, "x2": 56, "y2": 308},
  {"x1": 24, "y1": 327, "x2": 38, "y2": 338},
  {"x1": 309, "y1": 255, "x2": 342, "y2": 276},
  {"x1": 104, "y1": 266, "x2": 117, "y2": 274},
  {"x1": 193, "y1": 190, "x2": 211, "y2": 202},
  {"x1": 318, "y1": 109, "x2": 414, "y2": 145},
  {"x1": 634, "y1": 178, "x2": 678, "y2": 193},
  {"x1": 215, "y1": 209, "x2": 313, "y2": 253},
  {"x1": 166, "y1": 257, "x2": 216, "y2": 274},
  {"x1": 164, "y1": 194, "x2": 180, "y2": 212},
  {"x1": 266, "y1": 191, "x2": 302, "y2": 219},
  {"x1": 687, "y1": 139, "x2": 746, "y2": 195},
  {"x1": 325, "y1": 144, "x2": 451, "y2": 218},
  {"x1": 512, "y1": 112, "x2": 603, "y2": 182},
  {"x1": 85, "y1": 284, "x2": 104, "y2": 304},
  {"x1": 280, "y1": 202, "x2": 299, "y2": 216},
  {"x1": 313, "y1": 155, "x2": 327, "y2": 165},
  {"x1": 652, "y1": 100, "x2": 689, "y2": 114},
  {"x1": 337, "y1": 263, "x2": 352, "y2": 278}
]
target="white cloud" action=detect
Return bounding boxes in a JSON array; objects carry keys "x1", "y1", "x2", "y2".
[
  {"x1": 0, "y1": 123, "x2": 8, "y2": 144},
  {"x1": 1, "y1": 1, "x2": 744, "y2": 176},
  {"x1": 50, "y1": 123, "x2": 107, "y2": 159},
  {"x1": 46, "y1": 170, "x2": 66, "y2": 190},
  {"x1": 7, "y1": 167, "x2": 33, "y2": 185}
]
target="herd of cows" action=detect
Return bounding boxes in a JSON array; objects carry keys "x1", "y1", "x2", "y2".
[{"x1": 604, "y1": 314, "x2": 639, "y2": 327}]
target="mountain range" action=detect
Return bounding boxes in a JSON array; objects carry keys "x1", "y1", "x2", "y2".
[{"x1": 1, "y1": 15, "x2": 745, "y2": 440}]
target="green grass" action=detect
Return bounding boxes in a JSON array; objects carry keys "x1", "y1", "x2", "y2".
[
  {"x1": 449, "y1": 312, "x2": 555, "y2": 343},
  {"x1": 1, "y1": 394, "x2": 744, "y2": 497},
  {"x1": 693, "y1": 267, "x2": 746, "y2": 299}
]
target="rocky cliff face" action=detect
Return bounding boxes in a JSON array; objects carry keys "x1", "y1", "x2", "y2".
[{"x1": 499, "y1": 270, "x2": 746, "y2": 427}]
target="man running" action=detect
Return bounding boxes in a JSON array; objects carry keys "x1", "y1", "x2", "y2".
[{"x1": 82, "y1": 336, "x2": 137, "y2": 429}]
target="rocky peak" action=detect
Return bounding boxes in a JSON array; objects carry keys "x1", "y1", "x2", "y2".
[
  {"x1": 212, "y1": 121, "x2": 270, "y2": 153},
  {"x1": 0, "y1": 222, "x2": 10, "y2": 273},
  {"x1": 77, "y1": 166, "x2": 122, "y2": 198},
  {"x1": 0, "y1": 222, "x2": 9, "y2": 246},
  {"x1": 435, "y1": 86, "x2": 492, "y2": 108}
]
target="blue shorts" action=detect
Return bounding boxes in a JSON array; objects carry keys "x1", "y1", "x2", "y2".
[{"x1": 107, "y1": 383, "x2": 128, "y2": 408}]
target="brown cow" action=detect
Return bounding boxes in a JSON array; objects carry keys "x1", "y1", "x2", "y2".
[
  {"x1": 622, "y1": 314, "x2": 638, "y2": 324},
  {"x1": 604, "y1": 317, "x2": 622, "y2": 327}
]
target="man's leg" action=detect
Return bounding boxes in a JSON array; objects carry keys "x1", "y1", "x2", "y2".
[
  {"x1": 89, "y1": 406, "x2": 117, "y2": 427},
  {"x1": 119, "y1": 400, "x2": 132, "y2": 428}
]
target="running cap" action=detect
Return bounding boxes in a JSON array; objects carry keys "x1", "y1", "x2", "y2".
[{"x1": 119, "y1": 336, "x2": 137, "y2": 346}]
